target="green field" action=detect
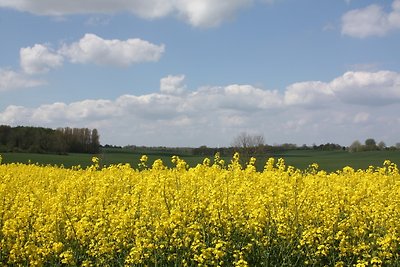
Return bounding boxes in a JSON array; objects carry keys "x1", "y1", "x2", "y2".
[
  {"x1": 273, "y1": 150, "x2": 400, "y2": 171},
  {"x1": 1, "y1": 149, "x2": 400, "y2": 172}
]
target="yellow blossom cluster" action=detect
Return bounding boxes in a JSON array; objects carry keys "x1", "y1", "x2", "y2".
[{"x1": 0, "y1": 154, "x2": 399, "y2": 266}]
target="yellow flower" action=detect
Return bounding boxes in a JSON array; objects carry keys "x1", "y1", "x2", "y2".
[{"x1": 0, "y1": 156, "x2": 399, "y2": 266}]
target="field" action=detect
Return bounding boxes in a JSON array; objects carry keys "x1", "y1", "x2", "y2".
[
  {"x1": 0, "y1": 153, "x2": 399, "y2": 266},
  {"x1": 1, "y1": 149, "x2": 400, "y2": 172}
]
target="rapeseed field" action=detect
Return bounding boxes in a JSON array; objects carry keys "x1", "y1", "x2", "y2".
[{"x1": 0, "y1": 153, "x2": 399, "y2": 266}]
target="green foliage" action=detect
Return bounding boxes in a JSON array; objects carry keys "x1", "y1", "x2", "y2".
[
  {"x1": 0, "y1": 125, "x2": 100, "y2": 154},
  {"x1": 350, "y1": 138, "x2": 387, "y2": 152}
]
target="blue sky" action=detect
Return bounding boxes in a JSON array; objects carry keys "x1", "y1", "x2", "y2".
[{"x1": 1, "y1": 0, "x2": 400, "y2": 147}]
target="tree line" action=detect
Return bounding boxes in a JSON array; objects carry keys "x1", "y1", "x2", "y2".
[
  {"x1": 349, "y1": 138, "x2": 400, "y2": 152},
  {"x1": 0, "y1": 125, "x2": 100, "y2": 154},
  {"x1": 192, "y1": 133, "x2": 399, "y2": 159}
]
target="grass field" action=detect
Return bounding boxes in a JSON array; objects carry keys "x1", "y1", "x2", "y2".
[
  {"x1": 274, "y1": 150, "x2": 400, "y2": 172},
  {"x1": 1, "y1": 149, "x2": 400, "y2": 172}
]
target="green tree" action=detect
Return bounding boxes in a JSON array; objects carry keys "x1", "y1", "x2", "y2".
[
  {"x1": 377, "y1": 141, "x2": 386, "y2": 150},
  {"x1": 90, "y1": 129, "x2": 100, "y2": 153},
  {"x1": 365, "y1": 138, "x2": 377, "y2": 151}
]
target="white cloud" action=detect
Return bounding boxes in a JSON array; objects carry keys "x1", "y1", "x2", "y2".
[
  {"x1": 20, "y1": 44, "x2": 63, "y2": 74},
  {"x1": 0, "y1": 83, "x2": 284, "y2": 144},
  {"x1": 330, "y1": 71, "x2": 400, "y2": 105},
  {"x1": 59, "y1": 33, "x2": 165, "y2": 67},
  {"x1": 223, "y1": 84, "x2": 282, "y2": 110},
  {"x1": 186, "y1": 84, "x2": 282, "y2": 112},
  {"x1": 1, "y1": 33, "x2": 162, "y2": 93},
  {"x1": 16, "y1": 34, "x2": 164, "y2": 74},
  {"x1": 283, "y1": 71, "x2": 400, "y2": 107},
  {"x1": 353, "y1": 112, "x2": 370, "y2": 123},
  {"x1": 174, "y1": 0, "x2": 252, "y2": 27},
  {"x1": 1, "y1": 71, "x2": 400, "y2": 147},
  {"x1": 0, "y1": 0, "x2": 261, "y2": 27},
  {"x1": 66, "y1": 99, "x2": 119, "y2": 119},
  {"x1": 115, "y1": 93, "x2": 184, "y2": 121},
  {"x1": 284, "y1": 81, "x2": 334, "y2": 107},
  {"x1": 0, "y1": 105, "x2": 31, "y2": 124},
  {"x1": 30, "y1": 100, "x2": 119, "y2": 123},
  {"x1": 160, "y1": 74, "x2": 186, "y2": 95},
  {"x1": 0, "y1": 69, "x2": 45, "y2": 92},
  {"x1": 342, "y1": 0, "x2": 400, "y2": 38},
  {"x1": 31, "y1": 102, "x2": 68, "y2": 123}
]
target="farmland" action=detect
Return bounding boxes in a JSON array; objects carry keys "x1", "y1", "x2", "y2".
[
  {"x1": 1, "y1": 148, "x2": 400, "y2": 172},
  {"x1": 0, "y1": 153, "x2": 399, "y2": 266}
]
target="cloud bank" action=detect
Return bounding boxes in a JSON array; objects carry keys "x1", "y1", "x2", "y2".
[{"x1": 1, "y1": 71, "x2": 399, "y2": 146}]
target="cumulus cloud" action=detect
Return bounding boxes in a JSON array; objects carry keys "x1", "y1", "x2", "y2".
[
  {"x1": 59, "y1": 34, "x2": 165, "y2": 67},
  {"x1": 0, "y1": 69, "x2": 45, "y2": 92},
  {"x1": 20, "y1": 44, "x2": 63, "y2": 74},
  {"x1": 342, "y1": 0, "x2": 400, "y2": 38},
  {"x1": 331, "y1": 71, "x2": 400, "y2": 105},
  {"x1": 0, "y1": 105, "x2": 32, "y2": 124},
  {"x1": 221, "y1": 84, "x2": 282, "y2": 110},
  {"x1": 1, "y1": 34, "x2": 164, "y2": 93},
  {"x1": 30, "y1": 100, "x2": 120, "y2": 123},
  {"x1": 183, "y1": 84, "x2": 282, "y2": 113},
  {"x1": 0, "y1": 81, "x2": 284, "y2": 129},
  {"x1": 160, "y1": 74, "x2": 186, "y2": 95},
  {"x1": 14, "y1": 33, "x2": 164, "y2": 75},
  {"x1": 284, "y1": 81, "x2": 334, "y2": 107},
  {"x1": 0, "y1": 0, "x2": 259, "y2": 27},
  {"x1": 1, "y1": 70, "x2": 400, "y2": 146},
  {"x1": 284, "y1": 71, "x2": 400, "y2": 107}
]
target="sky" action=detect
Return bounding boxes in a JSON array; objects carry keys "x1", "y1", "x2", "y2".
[{"x1": 0, "y1": 0, "x2": 400, "y2": 147}]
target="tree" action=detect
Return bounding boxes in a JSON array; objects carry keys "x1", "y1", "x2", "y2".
[
  {"x1": 377, "y1": 141, "x2": 386, "y2": 150},
  {"x1": 0, "y1": 125, "x2": 11, "y2": 145},
  {"x1": 396, "y1": 143, "x2": 400, "y2": 150},
  {"x1": 0, "y1": 125, "x2": 100, "y2": 154},
  {"x1": 231, "y1": 132, "x2": 265, "y2": 162},
  {"x1": 365, "y1": 138, "x2": 376, "y2": 146},
  {"x1": 232, "y1": 132, "x2": 264, "y2": 149},
  {"x1": 90, "y1": 128, "x2": 100, "y2": 153},
  {"x1": 365, "y1": 138, "x2": 377, "y2": 151},
  {"x1": 349, "y1": 140, "x2": 362, "y2": 152}
]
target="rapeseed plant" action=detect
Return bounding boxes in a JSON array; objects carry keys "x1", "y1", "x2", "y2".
[{"x1": 0, "y1": 154, "x2": 399, "y2": 266}]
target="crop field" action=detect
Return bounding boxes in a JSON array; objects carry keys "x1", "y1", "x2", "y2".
[
  {"x1": 0, "y1": 153, "x2": 399, "y2": 266},
  {"x1": 1, "y1": 149, "x2": 400, "y2": 172}
]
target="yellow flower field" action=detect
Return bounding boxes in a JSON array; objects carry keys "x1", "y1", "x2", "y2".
[{"x1": 0, "y1": 153, "x2": 399, "y2": 266}]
